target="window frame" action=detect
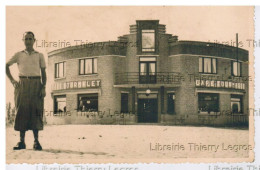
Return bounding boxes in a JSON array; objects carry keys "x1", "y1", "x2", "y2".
[
  {"x1": 139, "y1": 57, "x2": 157, "y2": 75},
  {"x1": 77, "y1": 93, "x2": 99, "y2": 112},
  {"x1": 199, "y1": 57, "x2": 217, "y2": 74},
  {"x1": 54, "y1": 62, "x2": 66, "y2": 79},
  {"x1": 141, "y1": 29, "x2": 156, "y2": 52},
  {"x1": 231, "y1": 60, "x2": 242, "y2": 77},
  {"x1": 79, "y1": 58, "x2": 98, "y2": 75},
  {"x1": 53, "y1": 95, "x2": 66, "y2": 114},
  {"x1": 198, "y1": 93, "x2": 220, "y2": 114},
  {"x1": 231, "y1": 94, "x2": 243, "y2": 114}
]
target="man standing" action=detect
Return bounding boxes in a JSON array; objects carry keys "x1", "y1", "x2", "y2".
[{"x1": 6, "y1": 31, "x2": 47, "y2": 151}]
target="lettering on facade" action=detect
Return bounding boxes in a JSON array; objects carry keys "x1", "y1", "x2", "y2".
[
  {"x1": 53, "y1": 80, "x2": 101, "y2": 91},
  {"x1": 195, "y1": 79, "x2": 245, "y2": 90}
]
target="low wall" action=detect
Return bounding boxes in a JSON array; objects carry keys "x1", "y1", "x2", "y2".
[
  {"x1": 44, "y1": 112, "x2": 249, "y2": 127},
  {"x1": 45, "y1": 111, "x2": 136, "y2": 125},
  {"x1": 161, "y1": 114, "x2": 249, "y2": 127}
]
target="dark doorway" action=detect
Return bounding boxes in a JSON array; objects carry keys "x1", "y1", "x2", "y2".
[
  {"x1": 167, "y1": 93, "x2": 175, "y2": 114},
  {"x1": 121, "y1": 93, "x2": 129, "y2": 113},
  {"x1": 137, "y1": 99, "x2": 158, "y2": 123}
]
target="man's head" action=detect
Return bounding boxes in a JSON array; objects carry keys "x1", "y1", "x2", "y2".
[{"x1": 23, "y1": 31, "x2": 35, "y2": 49}]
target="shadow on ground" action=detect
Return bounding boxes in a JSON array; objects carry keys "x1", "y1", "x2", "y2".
[{"x1": 27, "y1": 149, "x2": 114, "y2": 156}]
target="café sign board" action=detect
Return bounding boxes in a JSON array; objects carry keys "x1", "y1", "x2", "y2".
[
  {"x1": 53, "y1": 80, "x2": 101, "y2": 91},
  {"x1": 195, "y1": 79, "x2": 245, "y2": 90}
]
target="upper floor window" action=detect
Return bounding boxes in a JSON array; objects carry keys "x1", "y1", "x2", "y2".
[
  {"x1": 79, "y1": 58, "x2": 97, "y2": 75},
  {"x1": 199, "y1": 57, "x2": 217, "y2": 74},
  {"x1": 55, "y1": 62, "x2": 66, "y2": 78},
  {"x1": 139, "y1": 57, "x2": 156, "y2": 84},
  {"x1": 231, "y1": 61, "x2": 241, "y2": 76},
  {"x1": 142, "y1": 29, "x2": 155, "y2": 52}
]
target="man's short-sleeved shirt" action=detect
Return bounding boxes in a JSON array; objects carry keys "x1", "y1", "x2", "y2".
[{"x1": 7, "y1": 50, "x2": 46, "y2": 76}]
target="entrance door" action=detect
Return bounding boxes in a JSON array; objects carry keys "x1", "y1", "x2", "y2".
[
  {"x1": 139, "y1": 62, "x2": 156, "y2": 84},
  {"x1": 138, "y1": 99, "x2": 158, "y2": 123}
]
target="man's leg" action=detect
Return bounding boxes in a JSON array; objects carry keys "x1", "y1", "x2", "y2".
[
  {"x1": 20, "y1": 130, "x2": 25, "y2": 142},
  {"x1": 33, "y1": 130, "x2": 42, "y2": 151},
  {"x1": 33, "y1": 129, "x2": 38, "y2": 142},
  {"x1": 13, "y1": 131, "x2": 26, "y2": 150}
]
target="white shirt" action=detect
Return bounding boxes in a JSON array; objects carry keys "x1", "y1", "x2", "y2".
[{"x1": 7, "y1": 50, "x2": 46, "y2": 76}]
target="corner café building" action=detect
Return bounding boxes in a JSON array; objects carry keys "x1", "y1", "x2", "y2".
[{"x1": 47, "y1": 20, "x2": 249, "y2": 126}]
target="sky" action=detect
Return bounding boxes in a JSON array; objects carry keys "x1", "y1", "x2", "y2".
[{"x1": 5, "y1": 6, "x2": 255, "y2": 104}]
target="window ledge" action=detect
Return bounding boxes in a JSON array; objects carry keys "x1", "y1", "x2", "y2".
[
  {"x1": 199, "y1": 73, "x2": 218, "y2": 75},
  {"x1": 79, "y1": 74, "x2": 98, "y2": 77},
  {"x1": 55, "y1": 77, "x2": 66, "y2": 81}
]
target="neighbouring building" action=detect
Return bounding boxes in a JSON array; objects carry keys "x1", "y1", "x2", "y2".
[{"x1": 47, "y1": 20, "x2": 249, "y2": 126}]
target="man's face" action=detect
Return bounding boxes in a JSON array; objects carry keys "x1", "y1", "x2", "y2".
[{"x1": 23, "y1": 33, "x2": 35, "y2": 48}]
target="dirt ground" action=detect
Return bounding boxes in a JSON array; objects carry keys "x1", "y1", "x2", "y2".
[{"x1": 6, "y1": 125, "x2": 252, "y2": 163}]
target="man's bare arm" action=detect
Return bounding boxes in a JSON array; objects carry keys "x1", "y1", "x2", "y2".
[
  {"x1": 40, "y1": 68, "x2": 47, "y2": 98},
  {"x1": 41, "y1": 68, "x2": 47, "y2": 87},
  {"x1": 6, "y1": 63, "x2": 18, "y2": 87}
]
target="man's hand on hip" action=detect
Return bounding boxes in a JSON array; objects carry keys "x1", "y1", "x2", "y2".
[
  {"x1": 11, "y1": 79, "x2": 19, "y2": 88},
  {"x1": 40, "y1": 86, "x2": 46, "y2": 98}
]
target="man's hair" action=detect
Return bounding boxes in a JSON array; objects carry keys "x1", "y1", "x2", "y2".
[{"x1": 23, "y1": 31, "x2": 35, "y2": 39}]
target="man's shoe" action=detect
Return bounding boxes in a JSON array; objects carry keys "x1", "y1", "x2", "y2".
[
  {"x1": 33, "y1": 141, "x2": 42, "y2": 151},
  {"x1": 13, "y1": 142, "x2": 26, "y2": 150}
]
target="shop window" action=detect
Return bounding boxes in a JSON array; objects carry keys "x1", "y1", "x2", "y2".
[
  {"x1": 78, "y1": 93, "x2": 98, "y2": 112},
  {"x1": 54, "y1": 95, "x2": 66, "y2": 114},
  {"x1": 167, "y1": 93, "x2": 175, "y2": 114},
  {"x1": 121, "y1": 93, "x2": 129, "y2": 113},
  {"x1": 79, "y1": 58, "x2": 97, "y2": 75},
  {"x1": 142, "y1": 29, "x2": 155, "y2": 52},
  {"x1": 198, "y1": 93, "x2": 219, "y2": 114},
  {"x1": 231, "y1": 61, "x2": 241, "y2": 76},
  {"x1": 199, "y1": 57, "x2": 217, "y2": 74},
  {"x1": 55, "y1": 62, "x2": 66, "y2": 78},
  {"x1": 231, "y1": 94, "x2": 243, "y2": 114}
]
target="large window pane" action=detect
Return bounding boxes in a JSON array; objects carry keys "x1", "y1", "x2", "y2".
[
  {"x1": 140, "y1": 63, "x2": 147, "y2": 75},
  {"x1": 199, "y1": 57, "x2": 203, "y2": 72},
  {"x1": 85, "y1": 59, "x2": 92, "y2": 74},
  {"x1": 55, "y1": 64, "x2": 59, "y2": 78},
  {"x1": 64, "y1": 62, "x2": 66, "y2": 77},
  {"x1": 232, "y1": 61, "x2": 241, "y2": 76},
  {"x1": 93, "y1": 58, "x2": 97, "y2": 73},
  {"x1": 198, "y1": 93, "x2": 219, "y2": 114},
  {"x1": 199, "y1": 57, "x2": 217, "y2": 74},
  {"x1": 140, "y1": 57, "x2": 156, "y2": 62},
  {"x1": 238, "y1": 62, "x2": 241, "y2": 76},
  {"x1": 204, "y1": 58, "x2": 211, "y2": 73},
  {"x1": 149, "y1": 63, "x2": 156, "y2": 75},
  {"x1": 55, "y1": 62, "x2": 65, "y2": 78},
  {"x1": 142, "y1": 30, "x2": 155, "y2": 51},
  {"x1": 80, "y1": 60, "x2": 84, "y2": 75},
  {"x1": 78, "y1": 94, "x2": 98, "y2": 112},
  {"x1": 212, "y1": 59, "x2": 217, "y2": 73},
  {"x1": 54, "y1": 95, "x2": 66, "y2": 114},
  {"x1": 231, "y1": 94, "x2": 243, "y2": 113},
  {"x1": 59, "y1": 63, "x2": 64, "y2": 78},
  {"x1": 79, "y1": 58, "x2": 97, "y2": 75}
]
